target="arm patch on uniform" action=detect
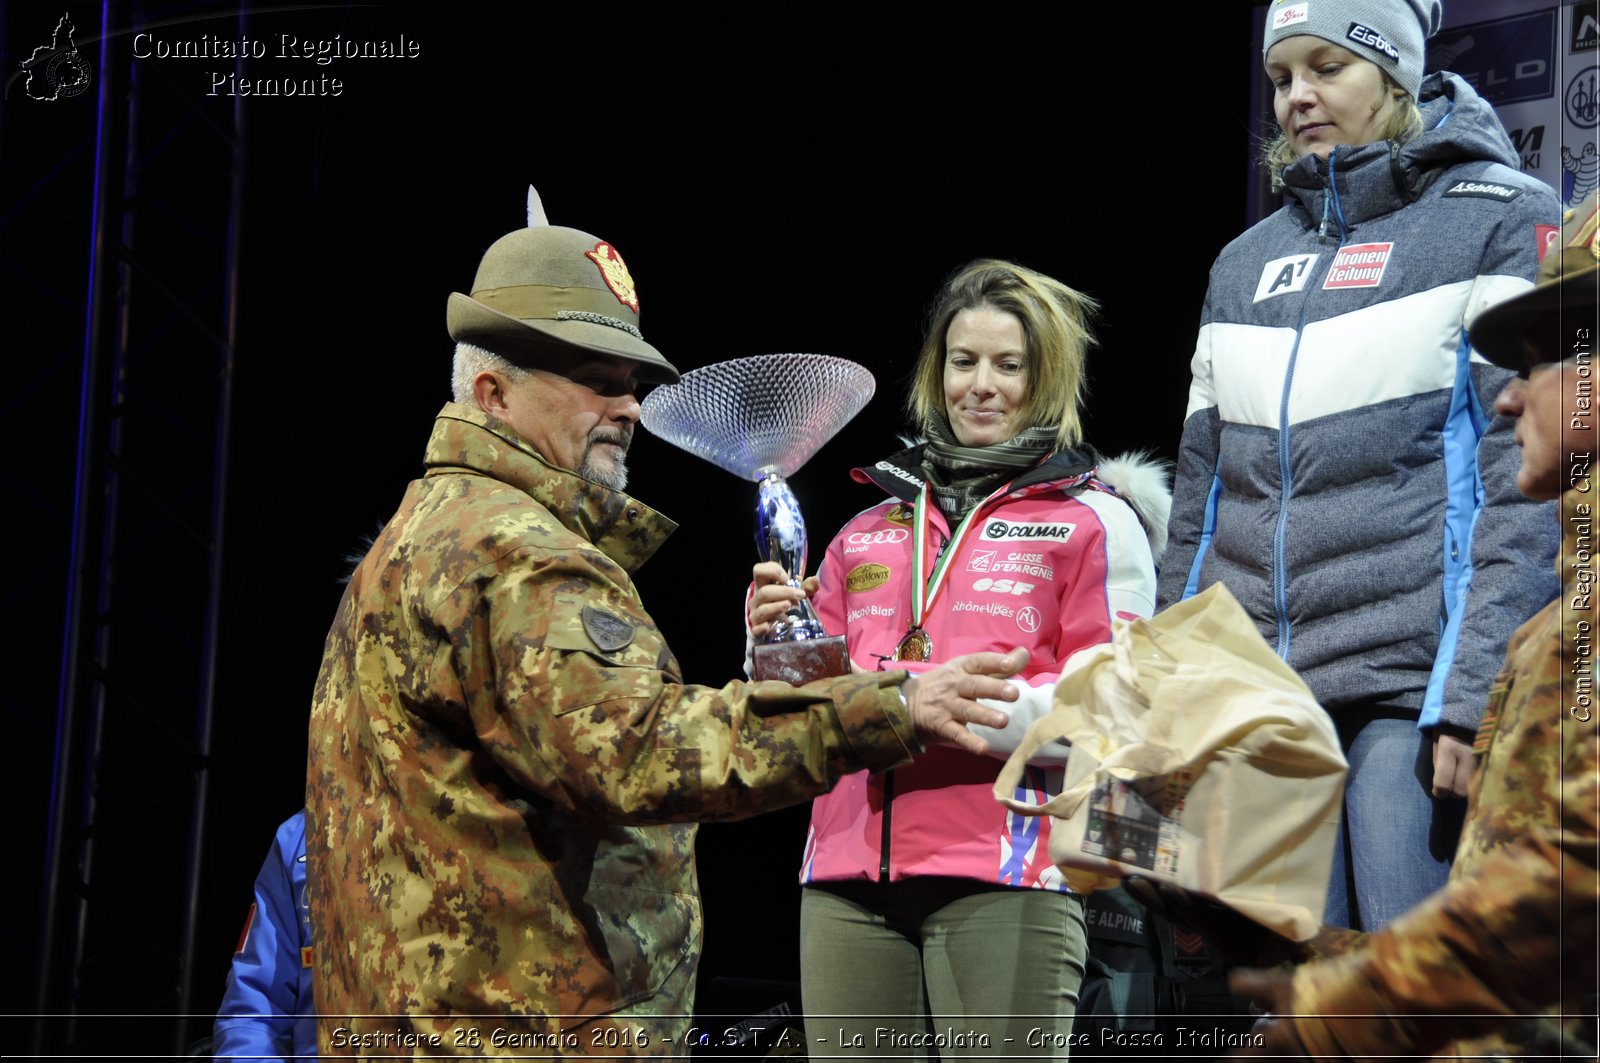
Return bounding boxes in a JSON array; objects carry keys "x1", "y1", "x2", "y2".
[{"x1": 581, "y1": 605, "x2": 635, "y2": 652}]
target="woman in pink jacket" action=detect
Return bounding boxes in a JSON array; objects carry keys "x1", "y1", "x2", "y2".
[{"x1": 748, "y1": 259, "x2": 1171, "y2": 1056}]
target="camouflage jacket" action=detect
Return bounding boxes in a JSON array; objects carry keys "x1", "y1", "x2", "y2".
[
  {"x1": 306, "y1": 403, "x2": 918, "y2": 1057},
  {"x1": 1286, "y1": 487, "x2": 1599, "y2": 1060}
]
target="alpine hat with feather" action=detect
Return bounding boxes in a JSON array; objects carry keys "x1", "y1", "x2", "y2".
[{"x1": 447, "y1": 224, "x2": 679, "y2": 384}]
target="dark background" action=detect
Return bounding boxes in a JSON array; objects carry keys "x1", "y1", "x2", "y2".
[{"x1": 4, "y1": 0, "x2": 1262, "y2": 1045}]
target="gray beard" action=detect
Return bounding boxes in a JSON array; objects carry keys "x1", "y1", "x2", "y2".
[{"x1": 580, "y1": 435, "x2": 629, "y2": 492}]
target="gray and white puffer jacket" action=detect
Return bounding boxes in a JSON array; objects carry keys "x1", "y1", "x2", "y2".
[{"x1": 1157, "y1": 72, "x2": 1560, "y2": 735}]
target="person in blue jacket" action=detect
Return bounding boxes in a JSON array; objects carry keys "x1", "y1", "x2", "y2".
[
  {"x1": 212, "y1": 811, "x2": 317, "y2": 1061},
  {"x1": 1159, "y1": 0, "x2": 1560, "y2": 932}
]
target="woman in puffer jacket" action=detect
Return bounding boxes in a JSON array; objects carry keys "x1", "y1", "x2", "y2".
[{"x1": 1159, "y1": 0, "x2": 1560, "y2": 932}]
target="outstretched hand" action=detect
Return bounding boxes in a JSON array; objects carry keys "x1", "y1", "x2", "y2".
[{"x1": 902, "y1": 648, "x2": 1029, "y2": 755}]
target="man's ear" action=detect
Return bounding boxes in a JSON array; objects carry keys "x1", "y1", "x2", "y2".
[{"x1": 472, "y1": 371, "x2": 509, "y2": 417}]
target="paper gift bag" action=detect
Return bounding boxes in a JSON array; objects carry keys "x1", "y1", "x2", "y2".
[{"x1": 993, "y1": 583, "x2": 1347, "y2": 941}]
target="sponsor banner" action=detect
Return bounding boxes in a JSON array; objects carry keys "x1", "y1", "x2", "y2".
[
  {"x1": 1322, "y1": 241, "x2": 1394, "y2": 289},
  {"x1": 980, "y1": 519, "x2": 1076, "y2": 544},
  {"x1": 1431, "y1": 10, "x2": 1556, "y2": 107}
]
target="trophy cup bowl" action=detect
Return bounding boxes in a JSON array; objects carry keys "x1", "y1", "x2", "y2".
[{"x1": 640, "y1": 353, "x2": 876, "y2": 684}]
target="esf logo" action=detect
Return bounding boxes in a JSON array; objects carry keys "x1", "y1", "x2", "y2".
[
  {"x1": 981, "y1": 520, "x2": 1075, "y2": 544},
  {"x1": 846, "y1": 528, "x2": 908, "y2": 546},
  {"x1": 1347, "y1": 22, "x2": 1399, "y2": 62},
  {"x1": 972, "y1": 577, "x2": 1036, "y2": 596}
]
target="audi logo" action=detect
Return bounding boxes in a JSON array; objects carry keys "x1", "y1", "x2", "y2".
[{"x1": 846, "y1": 528, "x2": 909, "y2": 545}]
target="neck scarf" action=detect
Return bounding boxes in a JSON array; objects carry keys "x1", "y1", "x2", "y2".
[{"x1": 920, "y1": 417, "x2": 1057, "y2": 521}]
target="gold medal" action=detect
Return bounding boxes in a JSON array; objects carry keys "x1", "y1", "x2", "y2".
[{"x1": 895, "y1": 626, "x2": 931, "y2": 662}]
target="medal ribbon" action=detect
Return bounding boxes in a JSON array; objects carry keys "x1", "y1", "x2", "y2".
[{"x1": 907, "y1": 483, "x2": 1004, "y2": 632}]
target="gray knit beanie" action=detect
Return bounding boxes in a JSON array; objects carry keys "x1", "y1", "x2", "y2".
[{"x1": 1263, "y1": 0, "x2": 1443, "y2": 98}]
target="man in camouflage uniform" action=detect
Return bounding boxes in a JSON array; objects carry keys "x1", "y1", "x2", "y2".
[
  {"x1": 305, "y1": 223, "x2": 1025, "y2": 1058},
  {"x1": 1223, "y1": 192, "x2": 1600, "y2": 1059}
]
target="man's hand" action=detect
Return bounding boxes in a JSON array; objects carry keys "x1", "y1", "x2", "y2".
[
  {"x1": 901, "y1": 649, "x2": 1028, "y2": 755},
  {"x1": 748, "y1": 561, "x2": 819, "y2": 641},
  {"x1": 1227, "y1": 968, "x2": 1307, "y2": 1058},
  {"x1": 1431, "y1": 730, "x2": 1474, "y2": 798}
]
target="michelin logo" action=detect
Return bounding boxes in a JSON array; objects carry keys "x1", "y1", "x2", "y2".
[{"x1": 1347, "y1": 22, "x2": 1400, "y2": 62}]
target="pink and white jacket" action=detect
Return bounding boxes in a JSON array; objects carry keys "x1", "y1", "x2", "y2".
[{"x1": 788, "y1": 445, "x2": 1170, "y2": 891}]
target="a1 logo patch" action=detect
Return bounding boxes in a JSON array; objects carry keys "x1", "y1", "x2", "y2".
[{"x1": 1253, "y1": 254, "x2": 1319, "y2": 302}]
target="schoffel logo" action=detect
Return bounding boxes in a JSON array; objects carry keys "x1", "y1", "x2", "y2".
[
  {"x1": 981, "y1": 520, "x2": 1076, "y2": 544},
  {"x1": 1347, "y1": 22, "x2": 1400, "y2": 62},
  {"x1": 1322, "y1": 241, "x2": 1394, "y2": 289},
  {"x1": 874, "y1": 460, "x2": 925, "y2": 488},
  {"x1": 971, "y1": 577, "x2": 1036, "y2": 596},
  {"x1": 846, "y1": 528, "x2": 908, "y2": 546},
  {"x1": 18, "y1": 13, "x2": 92, "y2": 101},
  {"x1": 1016, "y1": 606, "x2": 1043, "y2": 634},
  {"x1": 1442, "y1": 180, "x2": 1522, "y2": 202}
]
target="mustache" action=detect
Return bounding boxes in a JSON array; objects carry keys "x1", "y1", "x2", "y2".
[{"x1": 585, "y1": 428, "x2": 632, "y2": 453}]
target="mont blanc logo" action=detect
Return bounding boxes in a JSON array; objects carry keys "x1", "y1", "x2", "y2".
[
  {"x1": 980, "y1": 520, "x2": 1076, "y2": 544},
  {"x1": 1322, "y1": 241, "x2": 1394, "y2": 289},
  {"x1": 1443, "y1": 180, "x2": 1523, "y2": 202},
  {"x1": 846, "y1": 528, "x2": 908, "y2": 546},
  {"x1": 1253, "y1": 253, "x2": 1319, "y2": 302},
  {"x1": 1347, "y1": 22, "x2": 1400, "y2": 62}
]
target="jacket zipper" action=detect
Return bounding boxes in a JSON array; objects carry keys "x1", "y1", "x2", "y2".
[
  {"x1": 1274, "y1": 149, "x2": 1349, "y2": 658},
  {"x1": 878, "y1": 770, "x2": 895, "y2": 881}
]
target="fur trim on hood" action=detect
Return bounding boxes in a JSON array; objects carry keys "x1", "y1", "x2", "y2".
[{"x1": 1095, "y1": 450, "x2": 1173, "y2": 561}]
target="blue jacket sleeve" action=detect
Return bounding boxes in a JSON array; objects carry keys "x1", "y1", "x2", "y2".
[
  {"x1": 213, "y1": 813, "x2": 310, "y2": 1062},
  {"x1": 1157, "y1": 286, "x2": 1224, "y2": 611},
  {"x1": 1423, "y1": 187, "x2": 1562, "y2": 733}
]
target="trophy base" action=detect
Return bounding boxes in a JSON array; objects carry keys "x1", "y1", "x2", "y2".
[{"x1": 753, "y1": 636, "x2": 849, "y2": 686}]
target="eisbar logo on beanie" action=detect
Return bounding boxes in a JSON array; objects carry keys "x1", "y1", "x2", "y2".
[{"x1": 1348, "y1": 22, "x2": 1400, "y2": 61}]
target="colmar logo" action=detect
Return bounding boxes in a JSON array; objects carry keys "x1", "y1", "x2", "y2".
[
  {"x1": 1322, "y1": 242, "x2": 1394, "y2": 289},
  {"x1": 981, "y1": 520, "x2": 1075, "y2": 544},
  {"x1": 874, "y1": 460, "x2": 925, "y2": 488},
  {"x1": 1273, "y1": 3, "x2": 1309, "y2": 30},
  {"x1": 1347, "y1": 22, "x2": 1399, "y2": 61},
  {"x1": 1254, "y1": 253, "x2": 1319, "y2": 302}
]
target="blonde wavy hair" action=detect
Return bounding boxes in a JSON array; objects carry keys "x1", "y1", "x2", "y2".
[{"x1": 905, "y1": 260, "x2": 1099, "y2": 452}]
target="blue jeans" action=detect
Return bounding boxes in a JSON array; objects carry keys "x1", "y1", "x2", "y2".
[{"x1": 1324, "y1": 710, "x2": 1457, "y2": 930}]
